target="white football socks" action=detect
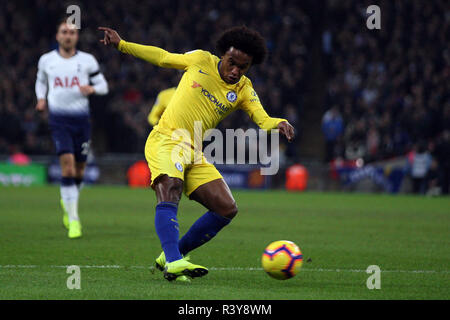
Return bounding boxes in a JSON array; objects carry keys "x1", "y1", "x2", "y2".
[{"x1": 61, "y1": 184, "x2": 80, "y2": 223}]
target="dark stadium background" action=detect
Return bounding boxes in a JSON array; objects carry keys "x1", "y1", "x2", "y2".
[
  {"x1": 0, "y1": 0, "x2": 448, "y2": 194},
  {"x1": 0, "y1": 0, "x2": 449, "y2": 303}
]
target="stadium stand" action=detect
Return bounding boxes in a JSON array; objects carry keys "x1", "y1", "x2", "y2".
[
  {"x1": 0, "y1": 0, "x2": 448, "y2": 192},
  {"x1": 0, "y1": 0, "x2": 311, "y2": 157}
]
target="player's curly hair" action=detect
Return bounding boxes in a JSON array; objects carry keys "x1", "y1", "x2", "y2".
[{"x1": 216, "y1": 26, "x2": 267, "y2": 65}]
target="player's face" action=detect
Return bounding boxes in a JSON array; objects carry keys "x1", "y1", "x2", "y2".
[
  {"x1": 56, "y1": 23, "x2": 79, "y2": 50},
  {"x1": 220, "y1": 47, "x2": 252, "y2": 84}
]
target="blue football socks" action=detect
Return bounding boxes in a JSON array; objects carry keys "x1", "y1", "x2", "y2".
[
  {"x1": 178, "y1": 211, "x2": 231, "y2": 256},
  {"x1": 154, "y1": 202, "x2": 183, "y2": 263}
]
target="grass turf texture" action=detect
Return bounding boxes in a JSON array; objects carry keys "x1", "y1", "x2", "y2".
[{"x1": 0, "y1": 185, "x2": 449, "y2": 299}]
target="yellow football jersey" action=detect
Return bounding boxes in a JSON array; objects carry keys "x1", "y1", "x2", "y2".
[
  {"x1": 148, "y1": 87, "x2": 176, "y2": 126},
  {"x1": 118, "y1": 41, "x2": 287, "y2": 143}
]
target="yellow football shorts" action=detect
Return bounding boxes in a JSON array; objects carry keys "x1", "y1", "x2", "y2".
[{"x1": 144, "y1": 129, "x2": 223, "y2": 196}]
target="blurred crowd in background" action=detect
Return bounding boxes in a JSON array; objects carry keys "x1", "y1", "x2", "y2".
[
  {"x1": 0, "y1": 0, "x2": 448, "y2": 193},
  {"x1": 0, "y1": 0, "x2": 310, "y2": 156},
  {"x1": 321, "y1": 0, "x2": 449, "y2": 193}
]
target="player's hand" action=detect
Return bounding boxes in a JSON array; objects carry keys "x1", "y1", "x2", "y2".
[
  {"x1": 277, "y1": 121, "x2": 295, "y2": 142},
  {"x1": 35, "y1": 99, "x2": 47, "y2": 112},
  {"x1": 98, "y1": 27, "x2": 122, "y2": 47},
  {"x1": 79, "y1": 85, "x2": 95, "y2": 96}
]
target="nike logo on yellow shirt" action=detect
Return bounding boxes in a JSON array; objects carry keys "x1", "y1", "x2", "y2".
[
  {"x1": 191, "y1": 81, "x2": 202, "y2": 88},
  {"x1": 198, "y1": 69, "x2": 208, "y2": 75}
]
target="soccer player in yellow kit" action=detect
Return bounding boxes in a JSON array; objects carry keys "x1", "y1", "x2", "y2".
[
  {"x1": 147, "y1": 87, "x2": 176, "y2": 126},
  {"x1": 99, "y1": 26, "x2": 295, "y2": 282}
]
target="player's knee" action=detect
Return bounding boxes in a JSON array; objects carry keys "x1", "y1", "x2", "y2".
[
  {"x1": 220, "y1": 201, "x2": 238, "y2": 220},
  {"x1": 60, "y1": 154, "x2": 76, "y2": 177},
  {"x1": 75, "y1": 165, "x2": 86, "y2": 179},
  {"x1": 61, "y1": 165, "x2": 76, "y2": 177},
  {"x1": 169, "y1": 184, "x2": 183, "y2": 202},
  {"x1": 155, "y1": 176, "x2": 183, "y2": 204}
]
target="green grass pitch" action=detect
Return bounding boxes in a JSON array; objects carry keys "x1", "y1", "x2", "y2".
[{"x1": 0, "y1": 185, "x2": 449, "y2": 299}]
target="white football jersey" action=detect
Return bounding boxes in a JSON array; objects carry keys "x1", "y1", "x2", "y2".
[{"x1": 35, "y1": 50, "x2": 108, "y2": 116}]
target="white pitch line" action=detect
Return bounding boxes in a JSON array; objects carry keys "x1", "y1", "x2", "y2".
[{"x1": 0, "y1": 265, "x2": 449, "y2": 274}]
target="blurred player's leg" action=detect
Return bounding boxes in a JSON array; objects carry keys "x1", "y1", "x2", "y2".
[
  {"x1": 59, "y1": 153, "x2": 82, "y2": 239},
  {"x1": 60, "y1": 198, "x2": 69, "y2": 230},
  {"x1": 75, "y1": 162, "x2": 86, "y2": 191}
]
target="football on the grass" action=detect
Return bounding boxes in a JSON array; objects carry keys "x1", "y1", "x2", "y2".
[{"x1": 262, "y1": 240, "x2": 303, "y2": 280}]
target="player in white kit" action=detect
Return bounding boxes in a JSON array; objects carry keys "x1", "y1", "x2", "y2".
[{"x1": 35, "y1": 21, "x2": 108, "y2": 238}]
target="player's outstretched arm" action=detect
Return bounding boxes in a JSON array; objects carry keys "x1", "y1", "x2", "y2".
[
  {"x1": 98, "y1": 27, "x2": 190, "y2": 70},
  {"x1": 277, "y1": 121, "x2": 295, "y2": 143},
  {"x1": 241, "y1": 95, "x2": 295, "y2": 142},
  {"x1": 98, "y1": 27, "x2": 122, "y2": 47}
]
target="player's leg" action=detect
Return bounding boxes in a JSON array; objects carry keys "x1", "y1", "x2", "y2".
[
  {"x1": 145, "y1": 131, "x2": 184, "y2": 270},
  {"x1": 49, "y1": 121, "x2": 80, "y2": 234},
  {"x1": 64, "y1": 121, "x2": 90, "y2": 238},
  {"x1": 178, "y1": 178, "x2": 237, "y2": 256},
  {"x1": 59, "y1": 153, "x2": 82, "y2": 238},
  {"x1": 146, "y1": 131, "x2": 208, "y2": 280},
  {"x1": 75, "y1": 161, "x2": 86, "y2": 190},
  {"x1": 153, "y1": 174, "x2": 184, "y2": 263},
  {"x1": 153, "y1": 175, "x2": 209, "y2": 280},
  {"x1": 146, "y1": 131, "x2": 185, "y2": 263},
  {"x1": 189, "y1": 178, "x2": 238, "y2": 219}
]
